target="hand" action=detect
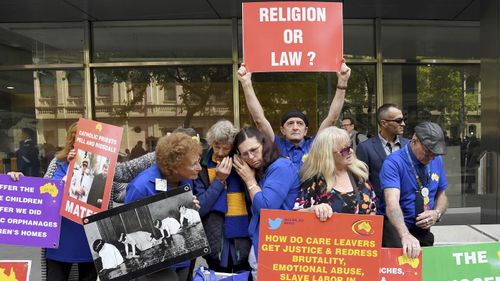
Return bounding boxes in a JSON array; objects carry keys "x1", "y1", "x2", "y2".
[
  {"x1": 215, "y1": 156, "x2": 232, "y2": 182},
  {"x1": 67, "y1": 149, "x2": 76, "y2": 162},
  {"x1": 401, "y1": 232, "x2": 421, "y2": 259},
  {"x1": 237, "y1": 63, "x2": 252, "y2": 85},
  {"x1": 416, "y1": 210, "x2": 438, "y2": 229},
  {"x1": 313, "y1": 203, "x2": 333, "y2": 222},
  {"x1": 336, "y1": 60, "x2": 351, "y2": 86},
  {"x1": 7, "y1": 172, "x2": 24, "y2": 181},
  {"x1": 192, "y1": 195, "x2": 201, "y2": 210},
  {"x1": 233, "y1": 155, "x2": 256, "y2": 185}
]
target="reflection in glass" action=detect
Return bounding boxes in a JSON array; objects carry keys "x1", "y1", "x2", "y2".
[
  {"x1": 383, "y1": 64, "x2": 481, "y2": 209},
  {"x1": 93, "y1": 21, "x2": 232, "y2": 62},
  {"x1": 93, "y1": 66, "x2": 233, "y2": 158},
  {"x1": 0, "y1": 23, "x2": 84, "y2": 65},
  {"x1": 382, "y1": 20, "x2": 479, "y2": 60},
  {"x1": 240, "y1": 66, "x2": 376, "y2": 137},
  {"x1": 0, "y1": 70, "x2": 85, "y2": 175}
]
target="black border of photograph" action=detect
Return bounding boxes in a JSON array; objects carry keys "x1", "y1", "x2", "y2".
[{"x1": 82, "y1": 185, "x2": 210, "y2": 281}]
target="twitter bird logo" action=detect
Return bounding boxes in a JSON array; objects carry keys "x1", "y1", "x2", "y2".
[{"x1": 268, "y1": 218, "x2": 282, "y2": 230}]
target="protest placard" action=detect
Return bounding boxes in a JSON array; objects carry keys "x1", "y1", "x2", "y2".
[
  {"x1": 380, "y1": 248, "x2": 421, "y2": 281},
  {"x1": 0, "y1": 175, "x2": 63, "y2": 248},
  {"x1": 60, "y1": 118, "x2": 123, "y2": 225},
  {"x1": 0, "y1": 260, "x2": 31, "y2": 281},
  {"x1": 258, "y1": 210, "x2": 383, "y2": 281},
  {"x1": 83, "y1": 185, "x2": 209, "y2": 281},
  {"x1": 422, "y1": 242, "x2": 500, "y2": 280},
  {"x1": 243, "y1": 1, "x2": 343, "y2": 72}
]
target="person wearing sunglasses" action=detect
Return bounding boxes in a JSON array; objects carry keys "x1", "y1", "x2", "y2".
[
  {"x1": 294, "y1": 127, "x2": 376, "y2": 222},
  {"x1": 356, "y1": 104, "x2": 409, "y2": 200},
  {"x1": 232, "y1": 127, "x2": 300, "y2": 280},
  {"x1": 341, "y1": 117, "x2": 368, "y2": 152},
  {"x1": 237, "y1": 62, "x2": 351, "y2": 172},
  {"x1": 378, "y1": 122, "x2": 448, "y2": 259}
]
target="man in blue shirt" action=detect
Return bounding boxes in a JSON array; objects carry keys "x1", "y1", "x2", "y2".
[
  {"x1": 237, "y1": 62, "x2": 351, "y2": 171},
  {"x1": 379, "y1": 122, "x2": 448, "y2": 259}
]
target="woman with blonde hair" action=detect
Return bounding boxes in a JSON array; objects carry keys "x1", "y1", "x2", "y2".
[{"x1": 295, "y1": 126, "x2": 376, "y2": 221}]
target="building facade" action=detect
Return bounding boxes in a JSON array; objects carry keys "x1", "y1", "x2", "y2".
[{"x1": 1, "y1": 0, "x2": 499, "y2": 224}]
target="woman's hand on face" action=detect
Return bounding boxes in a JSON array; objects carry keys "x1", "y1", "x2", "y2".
[
  {"x1": 7, "y1": 172, "x2": 24, "y2": 181},
  {"x1": 67, "y1": 149, "x2": 76, "y2": 162},
  {"x1": 215, "y1": 156, "x2": 233, "y2": 182},
  {"x1": 313, "y1": 203, "x2": 333, "y2": 222},
  {"x1": 192, "y1": 195, "x2": 201, "y2": 210},
  {"x1": 233, "y1": 155, "x2": 256, "y2": 185}
]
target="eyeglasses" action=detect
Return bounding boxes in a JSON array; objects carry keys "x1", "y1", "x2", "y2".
[
  {"x1": 341, "y1": 123, "x2": 353, "y2": 128},
  {"x1": 239, "y1": 145, "x2": 262, "y2": 159},
  {"x1": 336, "y1": 146, "x2": 353, "y2": 157},
  {"x1": 384, "y1": 118, "x2": 407, "y2": 125}
]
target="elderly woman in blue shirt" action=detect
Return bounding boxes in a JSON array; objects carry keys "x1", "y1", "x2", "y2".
[
  {"x1": 232, "y1": 127, "x2": 300, "y2": 280},
  {"x1": 124, "y1": 132, "x2": 202, "y2": 281}
]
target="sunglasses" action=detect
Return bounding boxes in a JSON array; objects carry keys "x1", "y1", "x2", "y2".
[
  {"x1": 336, "y1": 146, "x2": 353, "y2": 157},
  {"x1": 384, "y1": 117, "x2": 407, "y2": 125}
]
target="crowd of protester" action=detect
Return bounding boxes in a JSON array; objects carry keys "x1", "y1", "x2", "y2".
[{"x1": 6, "y1": 62, "x2": 450, "y2": 280}]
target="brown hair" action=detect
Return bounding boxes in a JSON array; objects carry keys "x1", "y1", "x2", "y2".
[
  {"x1": 156, "y1": 132, "x2": 202, "y2": 178},
  {"x1": 55, "y1": 122, "x2": 78, "y2": 161}
]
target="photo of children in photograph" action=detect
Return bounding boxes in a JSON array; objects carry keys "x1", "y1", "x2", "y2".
[
  {"x1": 83, "y1": 186, "x2": 209, "y2": 281},
  {"x1": 69, "y1": 149, "x2": 110, "y2": 208}
]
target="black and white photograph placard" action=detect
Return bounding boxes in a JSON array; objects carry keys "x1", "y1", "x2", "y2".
[{"x1": 82, "y1": 185, "x2": 209, "y2": 281}]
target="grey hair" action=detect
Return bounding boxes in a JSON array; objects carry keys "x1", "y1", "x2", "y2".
[{"x1": 206, "y1": 120, "x2": 239, "y2": 146}]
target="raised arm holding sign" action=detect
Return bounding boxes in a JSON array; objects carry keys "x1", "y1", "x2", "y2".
[{"x1": 237, "y1": 62, "x2": 350, "y2": 172}]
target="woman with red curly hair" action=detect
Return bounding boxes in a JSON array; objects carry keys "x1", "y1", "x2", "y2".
[{"x1": 124, "y1": 132, "x2": 202, "y2": 281}]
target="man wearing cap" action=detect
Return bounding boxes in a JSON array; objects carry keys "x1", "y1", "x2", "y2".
[
  {"x1": 378, "y1": 121, "x2": 448, "y2": 258},
  {"x1": 237, "y1": 62, "x2": 351, "y2": 171}
]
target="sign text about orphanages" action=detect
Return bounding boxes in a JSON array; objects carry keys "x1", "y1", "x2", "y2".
[
  {"x1": 243, "y1": 1, "x2": 343, "y2": 72},
  {"x1": 0, "y1": 175, "x2": 63, "y2": 248},
  {"x1": 258, "y1": 210, "x2": 383, "y2": 281}
]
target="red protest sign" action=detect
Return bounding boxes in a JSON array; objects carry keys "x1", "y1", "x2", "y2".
[
  {"x1": 60, "y1": 118, "x2": 123, "y2": 224},
  {"x1": 0, "y1": 260, "x2": 31, "y2": 281},
  {"x1": 243, "y1": 1, "x2": 343, "y2": 73},
  {"x1": 258, "y1": 210, "x2": 383, "y2": 281},
  {"x1": 380, "y1": 248, "x2": 422, "y2": 281}
]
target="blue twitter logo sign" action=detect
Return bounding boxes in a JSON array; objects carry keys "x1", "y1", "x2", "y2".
[{"x1": 268, "y1": 218, "x2": 282, "y2": 230}]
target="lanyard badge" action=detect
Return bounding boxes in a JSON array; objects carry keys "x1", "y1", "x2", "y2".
[
  {"x1": 155, "y1": 178, "x2": 168, "y2": 192},
  {"x1": 406, "y1": 146, "x2": 431, "y2": 211}
]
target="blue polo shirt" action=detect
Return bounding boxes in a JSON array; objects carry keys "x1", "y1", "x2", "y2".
[
  {"x1": 125, "y1": 164, "x2": 192, "y2": 269},
  {"x1": 46, "y1": 160, "x2": 94, "y2": 263},
  {"x1": 378, "y1": 143, "x2": 448, "y2": 229},
  {"x1": 248, "y1": 157, "x2": 300, "y2": 259},
  {"x1": 274, "y1": 134, "x2": 315, "y2": 172}
]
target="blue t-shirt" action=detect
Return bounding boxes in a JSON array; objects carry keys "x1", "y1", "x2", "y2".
[
  {"x1": 46, "y1": 161, "x2": 94, "y2": 263},
  {"x1": 248, "y1": 157, "x2": 300, "y2": 259},
  {"x1": 378, "y1": 143, "x2": 448, "y2": 228},
  {"x1": 125, "y1": 164, "x2": 192, "y2": 269},
  {"x1": 274, "y1": 134, "x2": 315, "y2": 172}
]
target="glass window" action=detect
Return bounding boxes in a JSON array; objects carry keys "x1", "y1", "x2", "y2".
[
  {"x1": 382, "y1": 20, "x2": 479, "y2": 60},
  {"x1": 239, "y1": 65, "x2": 376, "y2": 136},
  {"x1": 0, "y1": 70, "x2": 85, "y2": 175},
  {"x1": 38, "y1": 71, "x2": 56, "y2": 97},
  {"x1": 383, "y1": 64, "x2": 482, "y2": 210},
  {"x1": 67, "y1": 71, "x2": 83, "y2": 97},
  {"x1": 93, "y1": 20, "x2": 233, "y2": 62},
  {"x1": 93, "y1": 65, "x2": 233, "y2": 157},
  {"x1": 344, "y1": 19, "x2": 374, "y2": 59},
  {"x1": 338, "y1": 65, "x2": 377, "y2": 136},
  {"x1": 0, "y1": 23, "x2": 84, "y2": 65}
]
